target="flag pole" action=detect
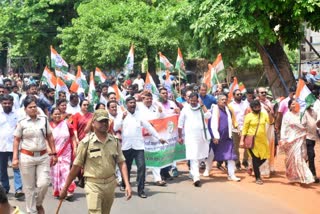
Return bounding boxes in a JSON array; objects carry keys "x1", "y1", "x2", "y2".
[{"x1": 178, "y1": 69, "x2": 181, "y2": 95}]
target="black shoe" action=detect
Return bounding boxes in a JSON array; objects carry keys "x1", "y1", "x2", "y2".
[
  {"x1": 193, "y1": 180, "x2": 201, "y2": 187},
  {"x1": 199, "y1": 161, "x2": 206, "y2": 170},
  {"x1": 161, "y1": 172, "x2": 173, "y2": 181},
  {"x1": 138, "y1": 191, "x2": 147, "y2": 198},
  {"x1": 236, "y1": 162, "x2": 241, "y2": 170},
  {"x1": 15, "y1": 190, "x2": 25, "y2": 199},
  {"x1": 242, "y1": 161, "x2": 249, "y2": 168}
]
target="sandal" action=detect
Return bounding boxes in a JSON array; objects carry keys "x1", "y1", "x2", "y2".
[{"x1": 155, "y1": 180, "x2": 167, "y2": 186}]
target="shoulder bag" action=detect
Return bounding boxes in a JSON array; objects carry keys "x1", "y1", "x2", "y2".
[{"x1": 243, "y1": 113, "x2": 261, "y2": 149}]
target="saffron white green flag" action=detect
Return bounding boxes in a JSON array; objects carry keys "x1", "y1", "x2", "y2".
[
  {"x1": 159, "y1": 52, "x2": 173, "y2": 72},
  {"x1": 175, "y1": 48, "x2": 187, "y2": 80},
  {"x1": 295, "y1": 79, "x2": 316, "y2": 115},
  {"x1": 41, "y1": 66, "x2": 56, "y2": 89},
  {"x1": 94, "y1": 67, "x2": 107, "y2": 84},
  {"x1": 50, "y1": 46, "x2": 68, "y2": 72},
  {"x1": 70, "y1": 66, "x2": 88, "y2": 93},
  {"x1": 88, "y1": 72, "x2": 99, "y2": 111},
  {"x1": 124, "y1": 45, "x2": 134, "y2": 71},
  {"x1": 55, "y1": 69, "x2": 75, "y2": 87},
  {"x1": 144, "y1": 72, "x2": 159, "y2": 97},
  {"x1": 211, "y1": 53, "x2": 225, "y2": 85},
  {"x1": 109, "y1": 84, "x2": 126, "y2": 107},
  {"x1": 55, "y1": 77, "x2": 70, "y2": 101}
]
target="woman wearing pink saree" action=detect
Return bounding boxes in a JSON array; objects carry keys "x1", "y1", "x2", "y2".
[
  {"x1": 280, "y1": 99, "x2": 314, "y2": 184},
  {"x1": 50, "y1": 108, "x2": 77, "y2": 199}
]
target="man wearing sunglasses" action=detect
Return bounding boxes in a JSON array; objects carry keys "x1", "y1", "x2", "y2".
[
  {"x1": 229, "y1": 89, "x2": 249, "y2": 170},
  {"x1": 256, "y1": 87, "x2": 275, "y2": 176}
]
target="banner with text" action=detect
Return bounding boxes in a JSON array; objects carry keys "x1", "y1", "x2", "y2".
[{"x1": 144, "y1": 115, "x2": 186, "y2": 168}]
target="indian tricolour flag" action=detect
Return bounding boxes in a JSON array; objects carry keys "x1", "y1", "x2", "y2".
[
  {"x1": 109, "y1": 84, "x2": 126, "y2": 107},
  {"x1": 211, "y1": 53, "x2": 225, "y2": 85},
  {"x1": 50, "y1": 46, "x2": 68, "y2": 72},
  {"x1": 295, "y1": 79, "x2": 316, "y2": 115},
  {"x1": 88, "y1": 72, "x2": 99, "y2": 111},
  {"x1": 228, "y1": 77, "x2": 239, "y2": 103},
  {"x1": 55, "y1": 69, "x2": 75, "y2": 87},
  {"x1": 124, "y1": 44, "x2": 134, "y2": 71},
  {"x1": 70, "y1": 66, "x2": 88, "y2": 93},
  {"x1": 159, "y1": 52, "x2": 173, "y2": 71},
  {"x1": 41, "y1": 66, "x2": 56, "y2": 89},
  {"x1": 55, "y1": 77, "x2": 70, "y2": 101},
  {"x1": 144, "y1": 72, "x2": 159, "y2": 99},
  {"x1": 175, "y1": 48, "x2": 187, "y2": 80},
  {"x1": 202, "y1": 64, "x2": 213, "y2": 91},
  {"x1": 95, "y1": 67, "x2": 107, "y2": 84},
  {"x1": 239, "y1": 82, "x2": 247, "y2": 94}
]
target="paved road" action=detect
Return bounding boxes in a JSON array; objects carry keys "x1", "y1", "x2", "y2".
[{"x1": 8, "y1": 166, "x2": 298, "y2": 214}]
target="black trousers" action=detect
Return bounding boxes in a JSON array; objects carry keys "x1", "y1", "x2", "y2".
[
  {"x1": 248, "y1": 149, "x2": 266, "y2": 180},
  {"x1": 121, "y1": 149, "x2": 146, "y2": 194},
  {"x1": 306, "y1": 139, "x2": 316, "y2": 176}
]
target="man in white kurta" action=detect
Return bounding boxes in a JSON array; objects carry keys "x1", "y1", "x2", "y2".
[{"x1": 178, "y1": 92, "x2": 211, "y2": 187}]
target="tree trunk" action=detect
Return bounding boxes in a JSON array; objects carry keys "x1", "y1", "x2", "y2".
[
  {"x1": 146, "y1": 47, "x2": 160, "y2": 86},
  {"x1": 256, "y1": 40, "x2": 296, "y2": 98}
]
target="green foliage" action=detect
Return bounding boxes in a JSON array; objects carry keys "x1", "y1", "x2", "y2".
[
  {"x1": 173, "y1": 0, "x2": 320, "y2": 60},
  {"x1": 58, "y1": 0, "x2": 184, "y2": 70},
  {"x1": 0, "y1": 0, "x2": 80, "y2": 68}
]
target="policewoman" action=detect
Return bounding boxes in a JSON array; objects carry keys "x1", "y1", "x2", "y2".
[{"x1": 12, "y1": 95, "x2": 58, "y2": 214}]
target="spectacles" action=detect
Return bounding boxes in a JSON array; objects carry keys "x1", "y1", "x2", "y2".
[{"x1": 235, "y1": 93, "x2": 242, "y2": 96}]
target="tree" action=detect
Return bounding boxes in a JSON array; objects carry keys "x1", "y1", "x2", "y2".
[
  {"x1": 173, "y1": 0, "x2": 320, "y2": 97},
  {"x1": 0, "y1": 0, "x2": 80, "y2": 72},
  {"x1": 58, "y1": 0, "x2": 184, "y2": 73}
]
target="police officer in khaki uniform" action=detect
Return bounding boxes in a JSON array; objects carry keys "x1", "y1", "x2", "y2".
[
  {"x1": 60, "y1": 109, "x2": 132, "y2": 214},
  {"x1": 12, "y1": 96, "x2": 58, "y2": 214}
]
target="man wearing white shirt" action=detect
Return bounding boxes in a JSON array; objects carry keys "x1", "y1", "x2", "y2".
[
  {"x1": 229, "y1": 89, "x2": 249, "y2": 169},
  {"x1": 3, "y1": 79, "x2": 20, "y2": 110},
  {"x1": 66, "y1": 93, "x2": 80, "y2": 115},
  {"x1": 114, "y1": 96, "x2": 165, "y2": 198},
  {"x1": 0, "y1": 95, "x2": 24, "y2": 198},
  {"x1": 158, "y1": 87, "x2": 180, "y2": 179},
  {"x1": 133, "y1": 74, "x2": 145, "y2": 91},
  {"x1": 99, "y1": 84, "x2": 109, "y2": 106},
  {"x1": 136, "y1": 92, "x2": 166, "y2": 186}
]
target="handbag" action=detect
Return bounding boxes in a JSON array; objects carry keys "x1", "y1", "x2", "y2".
[{"x1": 243, "y1": 113, "x2": 261, "y2": 149}]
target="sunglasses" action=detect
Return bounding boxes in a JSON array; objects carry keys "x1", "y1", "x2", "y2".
[
  {"x1": 235, "y1": 93, "x2": 242, "y2": 96},
  {"x1": 259, "y1": 91, "x2": 267, "y2": 94}
]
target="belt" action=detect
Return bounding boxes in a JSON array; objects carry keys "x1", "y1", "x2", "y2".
[
  {"x1": 20, "y1": 149, "x2": 47, "y2": 157},
  {"x1": 85, "y1": 175, "x2": 116, "y2": 184}
]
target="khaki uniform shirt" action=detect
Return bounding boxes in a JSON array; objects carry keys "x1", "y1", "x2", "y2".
[
  {"x1": 74, "y1": 132, "x2": 125, "y2": 179},
  {"x1": 14, "y1": 115, "x2": 51, "y2": 151}
]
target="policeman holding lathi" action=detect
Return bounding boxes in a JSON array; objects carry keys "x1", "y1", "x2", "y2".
[{"x1": 60, "y1": 109, "x2": 132, "y2": 214}]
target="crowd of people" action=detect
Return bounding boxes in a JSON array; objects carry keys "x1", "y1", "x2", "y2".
[{"x1": 0, "y1": 70, "x2": 319, "y2": 214}]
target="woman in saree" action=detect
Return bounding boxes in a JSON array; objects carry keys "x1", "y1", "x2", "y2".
[
  {"x1": 56, "y1": 99, "x2": 71, "y2": 120},
  {"x1": 72, "y1": 99, "x2": 93, "y2": 145},
  {"x1": 50, "y1": 108, "x2": 77, "y2": 199},
  {"x1": 280, "y1": 99, "x2": 314, "y2": 184}
]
